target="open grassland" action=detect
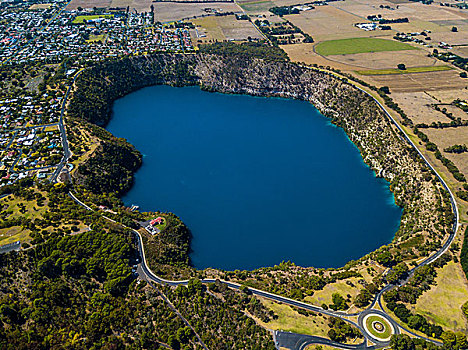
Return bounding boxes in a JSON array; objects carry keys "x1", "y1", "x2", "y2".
[
  {"x1": 326, "y1": 49, "x2": 437, "y2": 70},
  {"x1": 357, "y1": 66, "x2": 453, "y2": 76},
  {"x1": 429, "y1": 88, "x2": 468, "y2": 104},
  {"x1": 193, "y1": 16, "x2": 226, "y2": 41},
  {"x1": 304, "y1": 278, "x2": 361, "y2": 308},
  {"x1": 257, "y1": 298, "x2": 330, "y2": 337},
  {"x1": 284, "y1": 6, "x2": 368, "y2": 42},
  {"x1": 0, "y1": 193, "x2": 48, "y2": 221},
  {"x1": 67, "y1": 0, "x2": 112, "y2": 10},
  {"x1": 0, "y1": 192, "x2": 49, "y2": 245},
  {"x1": 152, "y1": 2, "x2": 242, "y2": 22},
  {"x1": 391, "y1": 92, "x2": 453, "y2": 125},
  {"x1": 237, "y1": 0, "x2": 275, "y2": 12},
  {"x1": 29, "y1": 3, "x2": 52, "y2": 9},
  {"x1": 72, "y1": 14, "x2": 114, "y2": 24},
  {"x1": 0, "y1": 227, "x2": 31, "y2": 245},
  {"x1": 305, "y1": 345, "x2": 338, "y2": 350},
  {"x1": 410, "y1": 261, "x2": 468, "y2": 332},
  {"x1": 315, "y1": 38, "x2": 416, "y2": 56},
  {"x1": 193, "y1": 15, "x2": 262, "y2": 42},
  {"x1": 281, "y1": 43, "x2": 366, "y2": 70}
]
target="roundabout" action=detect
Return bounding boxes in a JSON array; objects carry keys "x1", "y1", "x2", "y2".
[{"x1": 359, "y1": 310, "x2": 398, "y2": 343}]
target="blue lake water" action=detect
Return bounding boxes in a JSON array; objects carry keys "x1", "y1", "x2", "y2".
[{"x1": 108, "y1": 85, "x2": 402, "y2": 271}]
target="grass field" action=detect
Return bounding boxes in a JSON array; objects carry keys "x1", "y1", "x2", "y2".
[
  {"x1": 365, "y1": 315, "x2": 392, "y2": 340},
  {"x1": 257, "y1": 299, "x2": 329, "y2": 337},
  {"x1": 357, "y1": 65, "x2": 453, "y2": 75},
  {"x1": 72, "y1": 14, "x2": 113, "y2": 24},
  {"x1": 305, "y1": 278, "x2": 360, "y2": 308},
  {"x1": 315, "y1": 37, "x2": 417, "y2": 56},
  {"x1": 238, "y1": 0, "x2": 275, "y2": 12},
  {"x1": 0, "y1": 226, "x2": 31, "y2": 245},
  {"x1": 411, "y1": 261, "x2": 468, "y2": 332}
]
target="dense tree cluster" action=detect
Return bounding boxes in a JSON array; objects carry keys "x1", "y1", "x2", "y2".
[
  {"x1": 0, "y1": 190, "x2": 196, "y2": 349},
  {"x1": 164, "y1": 279, "x2": 277, "y2": 349},
  {"x1": 74, "y1": 135, "x2": 142, "y2": 195},
  {"x1": 327, "y1": 317, "x2": 362, "y2": 342},
  {"x1": 460, "y1": 225, "x2": 468, "y2": 278},
  {"x1": 199, "y1": 41, "x2": 289, "y2": 61}
]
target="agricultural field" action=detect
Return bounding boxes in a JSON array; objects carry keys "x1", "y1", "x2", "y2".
[
  {"x1": 314, "y1": 37, "x2": 416, "y2": 56},
  {"x1": 67, "y1": 0, "x2": 112, "y2": 10},
  {"x1": 365, "y1": 69, "x2": 468, "y2": 92},
  {"x1": 332, "y1": 49, "x2": 438, "y2": 70},
  {"x1": 424, "y1": 126, "x2": 468, "y2": 178},
  {"x1": 284, "y1": 5, "x2": 370, "y2": 42},
  {"x1": 152, "y1": 2, "x2": 243, "y2": 22},
  {"x1": 357, "y1": 65, "x2": 453, "y2": 75},
  {"x1": 391, "y1": 92, "x2": 453, "y2": 125},
  {"x1": 237, "y1": 0, "x2": 275, "y2": 13},
  {"x1": 192, "y1": 15, "x2": 262, "y2": 43}
]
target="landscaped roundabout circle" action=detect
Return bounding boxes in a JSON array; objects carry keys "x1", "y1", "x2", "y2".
[{"x1": 362, "y1": 312, "x2": 395, "y2": 342}]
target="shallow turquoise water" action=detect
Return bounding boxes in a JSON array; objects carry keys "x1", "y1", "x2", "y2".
[{"x1": 108, "y1": 85, "x2": 402, "y2": 270}]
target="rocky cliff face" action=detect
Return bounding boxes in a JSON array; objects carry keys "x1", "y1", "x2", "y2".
[{"x1": 71, "y1": 52, "x2": 452, "y2": 253}]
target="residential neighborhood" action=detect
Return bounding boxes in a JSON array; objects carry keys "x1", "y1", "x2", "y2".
[{"x1": 0, "y1": 0, "x2": 194, "y2": 188}]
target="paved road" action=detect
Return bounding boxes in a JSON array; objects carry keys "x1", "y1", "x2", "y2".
[
  {"x1": 275, "y1": 331, "x2": 371, "y2": 350},
  {"x1": 50, "y1": 69, "x2": 84, "y2": 182}
]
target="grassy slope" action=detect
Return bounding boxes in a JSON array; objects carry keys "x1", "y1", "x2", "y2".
[
  {"x1": 256, "y1": 299, "x2": 330, "y2": 337},
  {"x1": 411, "y1": 261, "x2": 468, "y2": 332},
  {"x1": 315, "y1": 37, "x2": 417, "y2": 56}
]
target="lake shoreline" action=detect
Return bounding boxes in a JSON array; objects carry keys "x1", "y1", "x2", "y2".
[
  {"x1": 68, "y1": 52, "x2": 452, "y2": 277},
  {"x1": 109, "y1": 85, "x2": 402, "y2": 270}
]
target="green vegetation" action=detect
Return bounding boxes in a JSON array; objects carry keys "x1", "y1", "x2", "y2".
[
  {"x1": 72, "y1": 126, "x2": 142, "y2": 195},
  {"x1": 199, "y1": 41, "x2": 289, "y2": 61},
  {"x1": 357, "y1": 66, "x2": 452, "y2": 75},
  {"x1": 166, "y1": 280, "x2": 276, "y2": 349},
  {"x1": 327, "y1": 317, "x2": 362, "y2": 343},
  {"x1": 72, "y1": 14, "x2": 114, "y2": 24},
  {"x1": 238, "y1": 0, "x2": 275, "y2": 12},
  {"x1": 258, "y1": 299, "x2": 329, "y2": 336},
  {"x1": 444, "y1": 144, "x2": 468, "y2": 154},
  {"x1": 365, "y1": 315, "x2": 392, "y2": 339},
  {"x1": 414, "y1": 127, "x2": 466, "y2": 182},
  {"x1": 460, "y1": 226, "x2": 468, "y2": 278},
  {"x1": 330, "y1": 292, "x2": 348, "y2": 311},
  {"x1": 315, "y1": 37, "x2": 416, "y2": 56},
  {"x1": 390, "y1": 334, "x2": 442, "y2": 350}
]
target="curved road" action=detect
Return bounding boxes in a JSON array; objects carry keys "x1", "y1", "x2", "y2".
[{"x1": 64, "y1": 64, "x2": 460, "y2": 349}]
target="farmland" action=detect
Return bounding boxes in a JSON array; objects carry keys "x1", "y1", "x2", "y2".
[
  {"x1": 192, "y1": 15, "x2": 262, "y2": 43},
  {"x1": 314, "y1": 37, "x2": 416, "y2": 56},
  {"x1": 357, "y1": 65, "x2": 453, "y2": 75}
]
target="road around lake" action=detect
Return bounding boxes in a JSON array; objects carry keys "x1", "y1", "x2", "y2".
[{"x1": 61, "y1": 63, "x2": 459, "y2": 350}]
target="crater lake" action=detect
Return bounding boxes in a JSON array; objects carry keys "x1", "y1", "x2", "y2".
[{"x1": 107, "y1": 85, "x2": 402, "y2": 271}]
